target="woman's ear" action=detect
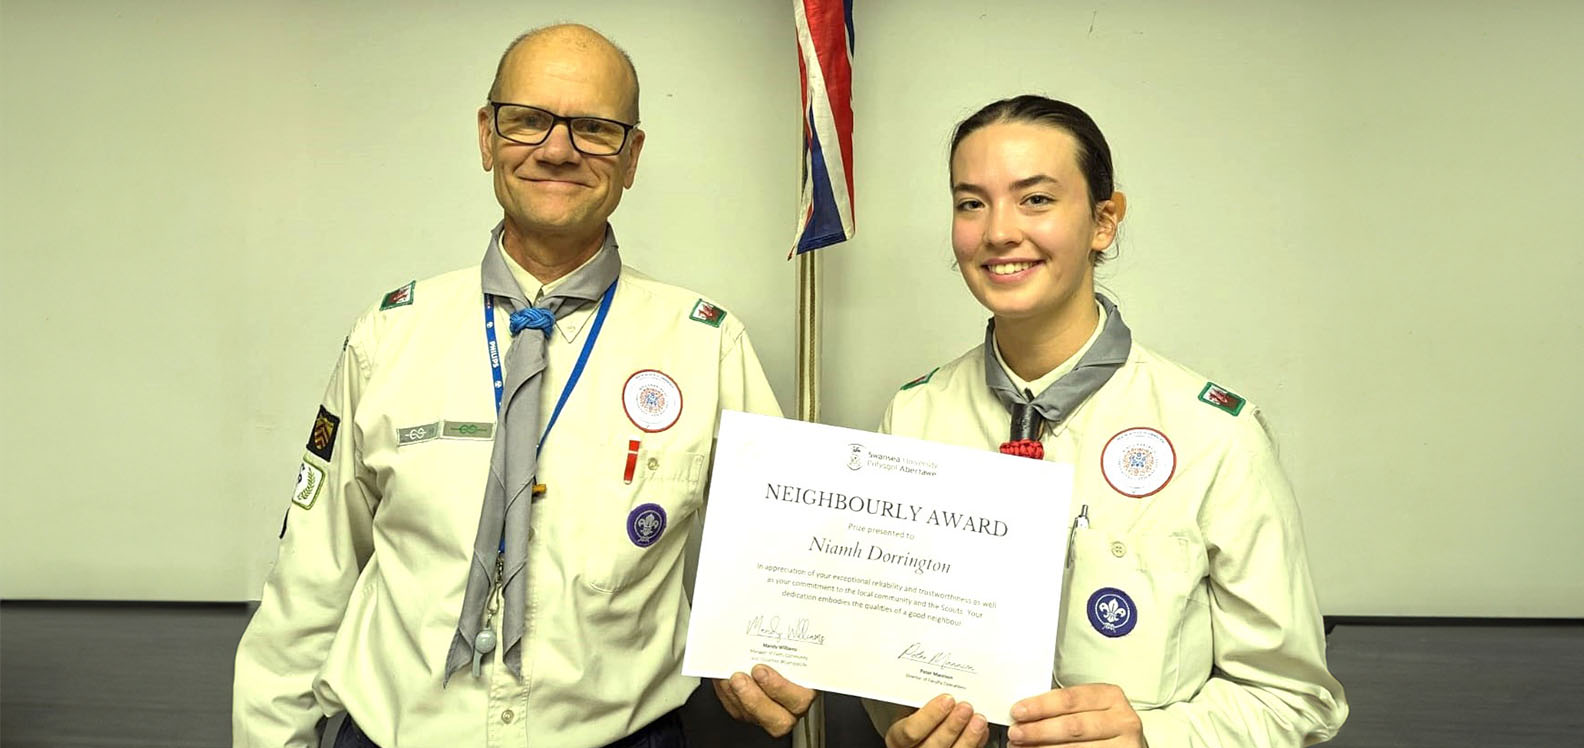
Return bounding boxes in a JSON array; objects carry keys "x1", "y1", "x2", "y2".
[{"x1": 1091, "y1": 191, "x2": 1128, "y2": 250}]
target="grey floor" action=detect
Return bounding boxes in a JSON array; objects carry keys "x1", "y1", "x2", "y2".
[{"x1": 1, "y1": 603, "x2": 1580, "y2": 747}]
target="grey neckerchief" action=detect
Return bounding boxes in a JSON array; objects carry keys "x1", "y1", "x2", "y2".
[
  {"x1": 443, "y1": 222, "x2": 622, "y2": 683},
  {"x1": 983, "y1": 294, "x2": 1132, "y2": 437}
]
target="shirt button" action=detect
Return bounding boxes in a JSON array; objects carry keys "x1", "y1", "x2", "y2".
[
  {"x1": 1110, "y1": 541, "x2": 1127, "y2": 558},
  {"x1": 646, "y1": 457, "x2": 659, "y2": 470},
  {"x1": 501, "y1": 709, "x2": 515, "y2": 723}
]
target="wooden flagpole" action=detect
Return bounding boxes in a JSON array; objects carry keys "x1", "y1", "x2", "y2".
[{"x1": 792, "y1": 249, "x2": 826, "y2": 748}]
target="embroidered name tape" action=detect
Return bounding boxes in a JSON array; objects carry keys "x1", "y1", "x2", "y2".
[
  {"x1": 442, "y1": 421, "x2": 494, "y2": 439},
  {"x1": 397, "y1": 421, "x2": 496, "y2": 446},
  {"x1": 398, "y1": 422, "x2": 439, "y2": 446}
]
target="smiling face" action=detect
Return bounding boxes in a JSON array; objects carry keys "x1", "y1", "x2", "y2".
[
  {"x1": 950, "y1": 121, "x2": 1121, "y2": 329},
  {"x1": 477, "y1": 28, "x2": 644, "y2": 249}
]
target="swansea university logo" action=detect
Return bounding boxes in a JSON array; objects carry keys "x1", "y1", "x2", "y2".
[{"x1": 847, "y1": 443, "x2": 867, "y2": 470}]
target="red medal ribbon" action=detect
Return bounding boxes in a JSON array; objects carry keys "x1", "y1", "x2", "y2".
[{"x1": 622, "y1": 439, "x2": 641, "y2": 484}]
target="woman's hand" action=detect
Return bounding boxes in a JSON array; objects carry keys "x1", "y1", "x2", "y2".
[
  {"x1": 1007, "y1": 684, "x2": 1146, "y2": 746},
  {"x1": 711, "y1": 664, "x2": 815, "y2": 737},
  {"x1": 884, "y1": 694, "x2": 989, "y2": 748}
]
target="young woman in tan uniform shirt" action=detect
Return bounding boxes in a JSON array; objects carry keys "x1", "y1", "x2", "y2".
[{"x1": 863, "y1": 96, "x2": 1348, "y2": 748}]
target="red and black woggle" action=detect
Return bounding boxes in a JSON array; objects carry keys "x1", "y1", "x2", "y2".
[{"x1": 1000, "y1": 402, "x2": 1045, "y2": 460}]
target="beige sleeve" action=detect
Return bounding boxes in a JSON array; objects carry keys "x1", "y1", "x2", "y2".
[
  {"x1": 719, "y1": 325, "x2": 784, "y2": 418},
  {"x1": 1137, "y1": 409, "x2": 1348, "y2": 746},
  {"x1": 232, "y1": 317, "x2": 379, "y2": 748},
  {"x1": 690, "y1": 324, "x2": 783, "y2": 598}
]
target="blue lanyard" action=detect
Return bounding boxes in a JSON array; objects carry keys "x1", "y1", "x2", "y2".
[{"x1": 483, "y1": 281, "x2": 617, "y2": 551}]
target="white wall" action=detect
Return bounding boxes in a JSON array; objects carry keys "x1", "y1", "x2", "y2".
[
  {"x1": 822, "y1": 0, "x2": 1584, "y2": 616},
  {"x1": 3, "y1": 1, "x2": 1580, "y2": 615},
  {"x1": 0, "y1": 0, "x2": 798, "y2": 600}
]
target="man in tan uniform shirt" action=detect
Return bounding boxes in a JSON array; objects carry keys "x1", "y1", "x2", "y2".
[{"x1": 233, "y1": 25, "x2": 797, "y2": 747}]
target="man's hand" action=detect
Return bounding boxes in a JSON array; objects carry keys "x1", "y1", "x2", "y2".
[
  {"x1": 711, "y1": 664, "x2": 816, "y2": 737},
  {"x1": 884, "y1": 694, "x2": 989, "y2": 748},
  {"x1": 1006, "y1": 684, "x2": 1146, "y2": 746}
]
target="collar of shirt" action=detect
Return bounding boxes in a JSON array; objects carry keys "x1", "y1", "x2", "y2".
[
  {"x1": 993, "y1": 299, "x2": 1109, "y2": 396},
  {"x1": 502, "y1": 242, "x2": 606, "y2": 343}
]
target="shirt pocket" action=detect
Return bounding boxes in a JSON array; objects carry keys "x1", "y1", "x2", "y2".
[
  {"x1": 378, "y1": 420, "x2": 494, "y2": 550},
  {"x1": 1054, "y1": 527, "x2": 1202, "y2": 708},
  {"x1": 580, "y1": 445, "x2": 708, "y2": 594}
]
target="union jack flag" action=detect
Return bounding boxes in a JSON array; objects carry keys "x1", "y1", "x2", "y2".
[{"x1": 792, "y1": 0, "x2": 854, "y2": 256}]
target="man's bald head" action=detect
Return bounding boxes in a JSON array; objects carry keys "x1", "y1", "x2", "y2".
[{"x1": 487, "y1": 24, "x2": 640, "y2": 122}]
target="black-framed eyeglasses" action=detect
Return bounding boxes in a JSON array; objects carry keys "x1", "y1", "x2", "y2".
[{"x1": 489, "y1": 102, "x2": 637, "y2": 156}]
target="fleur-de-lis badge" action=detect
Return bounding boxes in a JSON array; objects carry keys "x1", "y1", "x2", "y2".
[
  {"x1": 1098, "y1": 598, "x2": 1128, "y2": 625},
  {"x1": 627, "y1": 503, "x2": 668, "y2": 548},
  {"x1": 637, "y1": 512, "x2": 659, "y2": 538},
  {"x1": 1087, "y1": 587, "x2": 1138, "y2": 638}
]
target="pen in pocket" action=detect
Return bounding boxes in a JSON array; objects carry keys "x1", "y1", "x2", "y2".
[{"x1": 1065, "y1": 504, "x2": 1089, "y2": 570}]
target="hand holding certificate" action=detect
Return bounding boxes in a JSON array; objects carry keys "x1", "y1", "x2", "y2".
[{"x1": 684, "y1": 411, "x2": 1073, "y2": 725}]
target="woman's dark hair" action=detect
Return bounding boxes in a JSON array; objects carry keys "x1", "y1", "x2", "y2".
[{"x1": 949, "y1": 95, "x2": 1115, "y2": 208}]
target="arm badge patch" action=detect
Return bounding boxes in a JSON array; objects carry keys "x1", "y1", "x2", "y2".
[{"x1": 306, "y1": 405, "x2": 341, "y2": 461}]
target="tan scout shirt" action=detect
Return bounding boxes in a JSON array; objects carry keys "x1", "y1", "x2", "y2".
[
  {"x1": 234, "y1": 247, "x2": 782, "y2": 748},
  {"x1": 864, "y1": 332, "x2": 1348, "y2": 746}
]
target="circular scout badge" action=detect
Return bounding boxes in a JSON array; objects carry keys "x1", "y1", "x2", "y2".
[
  {"x1": 1101, "y1": 427, "x2": 1176, "y2": 498},
  {"x1": 622, "y1": 369, "x2": 683, "y2": 432},
  {"x1": 627, "y1": 503, "x2": 668, "y2": 548},
  {"x1": 1087, "y1": 587, "x2": 1137, "y2": 638}
]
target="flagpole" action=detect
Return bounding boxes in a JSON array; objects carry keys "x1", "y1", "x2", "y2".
[
  {"x1": 795, "y1": 250, "x2": 822, "y2": 423},
  {"x1": 792, "y1": 249, "x2": 826, "y2": 748}
]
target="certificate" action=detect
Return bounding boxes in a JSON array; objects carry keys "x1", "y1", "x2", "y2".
[{"x1": 683, "y1": 410, "x2": 1071, "y2": 724}]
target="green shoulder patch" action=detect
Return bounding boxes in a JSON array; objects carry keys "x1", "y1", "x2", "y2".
[
  {"x1": 900, "y1": 367, "x2": 940, "y2": 391},
  {"x1": 689, "y1": 299, "x2": 726, "y2": 327},
  {"x1": 380, "y1": 281, "x2": 415, "y2": 310},
  {"x1": 1198, "y1": 382, "x2": 1246, "y2": 416}
]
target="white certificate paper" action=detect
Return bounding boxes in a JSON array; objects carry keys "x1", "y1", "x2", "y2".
[{"x1": 683, "y1": 411, "x2": 1072, "y2": 724}]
